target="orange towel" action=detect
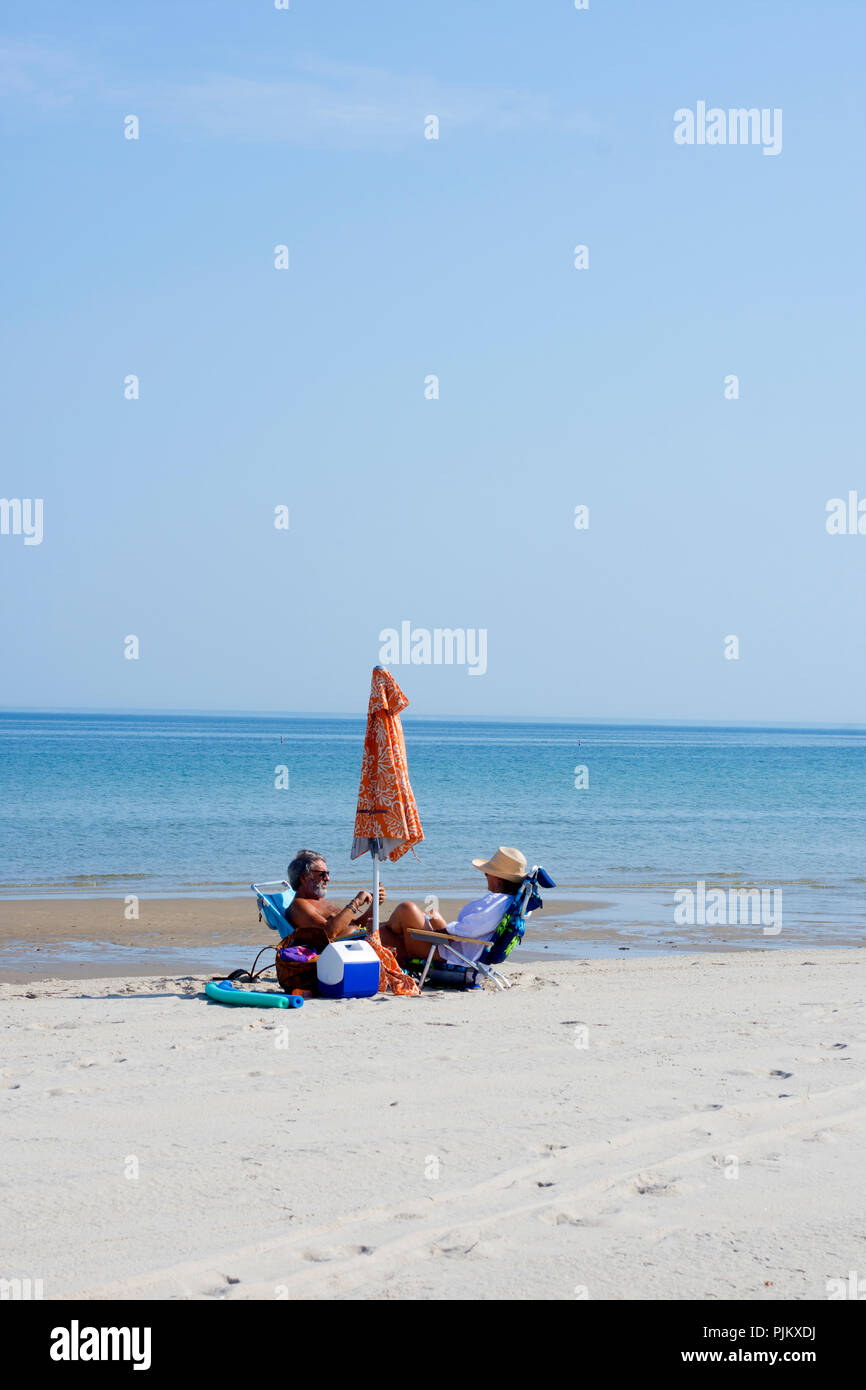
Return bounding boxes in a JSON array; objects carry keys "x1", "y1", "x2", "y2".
[{"x1": 366, "y1": 931, "x2": 421, "y2": 997}]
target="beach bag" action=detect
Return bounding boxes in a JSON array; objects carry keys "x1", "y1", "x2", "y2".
[
  {"x1": 275, "y1": 940, "x2": 319, "y2": 993},
  {"x1": 275, "y1": 920, "x2": 331, "y2": 994}
]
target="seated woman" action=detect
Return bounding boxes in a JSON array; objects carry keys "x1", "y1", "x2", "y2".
[{"x1": 377, "y1": 846, "x2": 527, "y2": 969}]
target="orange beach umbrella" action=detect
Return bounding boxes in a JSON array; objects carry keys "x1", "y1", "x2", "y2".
[{"x1": 351, "y1": 666, "x2": 423, "y2": 935}]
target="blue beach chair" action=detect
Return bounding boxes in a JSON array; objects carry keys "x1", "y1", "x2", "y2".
[
  {"x1": 410, "y1": 864, "x2": 556, "y2": 991},
  {"x1": 250, "y1": 879, "x2": 294, "y2": 936}
]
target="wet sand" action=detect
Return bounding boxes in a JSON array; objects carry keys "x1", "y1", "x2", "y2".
[
  {"x1": 1, "y1": 895, "x2": 863, "y2": 984},
  {"x1": 0, "y1": 894, "x2": 582, "y2": 983}
]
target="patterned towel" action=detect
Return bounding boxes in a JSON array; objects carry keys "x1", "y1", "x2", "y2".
[{"x1": 366, "y1": 931, "x2": 421, "y2": 997}]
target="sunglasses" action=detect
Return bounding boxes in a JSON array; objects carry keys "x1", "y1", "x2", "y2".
[{"x1": 309, "y1": 868, "x2": 330, "y2": 879}]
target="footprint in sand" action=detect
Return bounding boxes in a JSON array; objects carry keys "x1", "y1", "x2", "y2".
[
  {"x1": 540, "y1": 1210, "x2": 610, "y2": 1227},
  {"x1": 712, "y1": 1153, "x2": 749, "y2": 1169},
  {"x1": 632, "y1": 1176, "x2": 676, "y2": 1196},
  {"x1": 301, "y1": 1245, "x2": 374, "y2": 1262},
  {"x1": 532, "y1": 1142, "x2": 568, "y2": 1158},
  {"x1": 430, "y1": 1233, "x2": 495, "y2": 1257},
  {"x1": 803, "y1": 1129, "x2": 838, "y2": 1144}
]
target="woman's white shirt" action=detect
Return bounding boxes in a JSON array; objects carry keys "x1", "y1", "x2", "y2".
[{"x1": 440, "y1": 892, "x2": 512, "y2": 965}]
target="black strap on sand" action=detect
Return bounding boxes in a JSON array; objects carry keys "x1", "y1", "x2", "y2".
[{"x1": 211, "y1": 945, "x2": 278, "y2": 986}]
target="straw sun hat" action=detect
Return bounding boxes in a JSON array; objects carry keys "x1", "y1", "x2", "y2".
[{"x1": 471, "y1": 846, "x2": 527, "y2": 883}]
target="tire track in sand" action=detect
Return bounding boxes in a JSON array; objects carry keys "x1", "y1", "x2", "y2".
[{"x1": 74, "y1": 1076, "x2": 866, "y2": 1299}]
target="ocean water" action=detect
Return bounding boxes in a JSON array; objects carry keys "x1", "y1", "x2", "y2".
[{"x1": 1, "y1": 712, "x2": 865, "y2": 947}]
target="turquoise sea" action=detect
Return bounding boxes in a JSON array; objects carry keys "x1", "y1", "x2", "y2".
[{"x1": 1, "y1": 712, "x2": 865, "y2": 950}]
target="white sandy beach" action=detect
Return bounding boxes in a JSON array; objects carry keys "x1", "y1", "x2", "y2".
[{"x1": 2, "y1": 949, "x2": 864, "y2": 1301}]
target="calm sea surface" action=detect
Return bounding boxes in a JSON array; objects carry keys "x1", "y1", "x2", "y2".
[{"x1": 1, "y1": 713, "x2": 865, "y2": 948}]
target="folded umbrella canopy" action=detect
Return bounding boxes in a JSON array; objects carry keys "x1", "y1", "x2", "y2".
[{"x1": 351, "y1": 666, "x2": 423, "y2": 941}]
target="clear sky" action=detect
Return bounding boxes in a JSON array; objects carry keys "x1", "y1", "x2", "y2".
[{"x1": 1, "y1": 1, "x2": 864, "y2": 721}]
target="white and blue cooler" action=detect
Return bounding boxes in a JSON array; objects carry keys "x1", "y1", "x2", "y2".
[{"x1": 316, "y1": 940, "x2": 381, "y2": 999}]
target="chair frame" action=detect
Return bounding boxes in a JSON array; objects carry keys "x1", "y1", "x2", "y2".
[
  {"x1": 250, "y1": 880, "x2": 293, "y2": 933},
  {"x1": 409, "y1": 929, "x2": 511, "y2": 990}
]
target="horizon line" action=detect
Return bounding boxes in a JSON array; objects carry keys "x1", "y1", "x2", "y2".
[{"x1": 2, "y1": 706, "x2": 866, "y2": 732}]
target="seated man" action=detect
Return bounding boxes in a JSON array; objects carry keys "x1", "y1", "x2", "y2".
[
  {"x1": 378, "y1": 846, "x2": 528, "y2": 970},
  {"x1": 285, "y1": 847, "x2": 435, "y2": 947}
]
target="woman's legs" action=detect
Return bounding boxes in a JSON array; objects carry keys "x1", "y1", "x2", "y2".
[{"x1": 378, "y1": 901, "x2": 448, "y2": 966}]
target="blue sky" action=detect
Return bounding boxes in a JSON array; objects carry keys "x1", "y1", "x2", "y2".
[{"x1": 1, "y1": 1, "x2": 864, "y2": 720}]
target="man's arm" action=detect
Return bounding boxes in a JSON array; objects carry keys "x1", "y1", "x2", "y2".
[
  {"x1": 330, "y1": 893, "x2": 371, "y2": 941},
  {"x1": 290, "y1": 893, "x2": 372, "y2": 941}
]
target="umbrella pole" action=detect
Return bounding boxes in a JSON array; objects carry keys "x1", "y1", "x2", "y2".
[{"x1": 372, "y1": 850, "x2": 380, "y2": 938}]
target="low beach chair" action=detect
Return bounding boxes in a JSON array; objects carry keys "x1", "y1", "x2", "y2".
[
  {"x1": 409, "y1": 864, "x2": 555, "y2": 991},
  {"x1": 251, "y1": 879, "x2": 294, "y2": 935}
]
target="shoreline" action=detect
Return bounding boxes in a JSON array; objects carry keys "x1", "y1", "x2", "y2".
[
  {"x1": 0, "y1": 896, "x2": 863, "y2": 984},
  {"x1": 0, "y1": 941, "x2": 860, "y2": 997}
]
